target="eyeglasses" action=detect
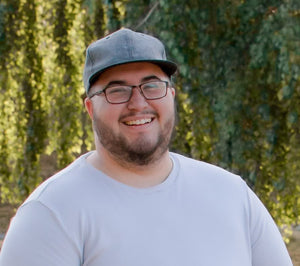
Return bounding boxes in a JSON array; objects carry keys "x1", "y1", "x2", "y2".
[{"x1": 88, "y1": 80, "x2": 169, "y2": 104}]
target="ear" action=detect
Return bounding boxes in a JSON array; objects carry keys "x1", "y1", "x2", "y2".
[
  {"x1": 85, "y1": 97, "x2": 94, "y2": 119},
  {"x1": 170, "y1": 87, "x2": 176, "y2": 98}
]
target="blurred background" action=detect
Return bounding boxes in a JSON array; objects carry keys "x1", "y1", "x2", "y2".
[{"x1": 0, "y1": 0, "x2": 299, "y2": 262}]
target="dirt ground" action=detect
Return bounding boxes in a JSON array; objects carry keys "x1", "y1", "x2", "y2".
[
  {"x1": 288, "y1": 229, "x2": 300, "y2": 266},
  {"x1": 0, "y1": 204, "x2": 299, "y2": 265}
]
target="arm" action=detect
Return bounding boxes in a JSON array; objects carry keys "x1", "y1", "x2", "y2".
[
  {"x1": 0, "y1": 200, "x2": 81, "y2": 266},
  {"x1": 247, "y1": 187, "x2": 293, "y2": 266}
]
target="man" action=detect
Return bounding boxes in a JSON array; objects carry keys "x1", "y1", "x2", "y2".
[{"x1": 0, "y1": 28, "x2": 293, "y2": 265}]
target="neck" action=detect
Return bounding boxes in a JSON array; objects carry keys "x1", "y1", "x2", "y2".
[{"x1": 86, "y1": 148, "x2": 173, "y2": 188}]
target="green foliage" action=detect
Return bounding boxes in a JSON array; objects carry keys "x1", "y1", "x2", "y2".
[
  {"x1": 0, "y1": 0, "x2": 299, "y2": 231},
  {"x1": 122, "y1": 0, "x2": 300, "y2": 228}
]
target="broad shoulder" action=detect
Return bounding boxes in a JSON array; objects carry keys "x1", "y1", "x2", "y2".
[
  {"x1": 171, "y1": 152, "x2": 246, "y2": 191},
  {"x1": 172, "y1": 152, "x2": 240, "y2": 177},
  {"x1": 23, "y1": 152, "x2": 95, "y2": 206}
]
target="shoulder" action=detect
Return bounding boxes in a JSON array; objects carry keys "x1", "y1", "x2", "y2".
[
  {"x1": 171, "y1": 152, "x2": 242, "y2": 182},
  {"x1": 23, "y1": 152, "x2": 95, "y2": 206},
  {"x1": 171, "y1": 152, "x2": 248, "y2": 197}
]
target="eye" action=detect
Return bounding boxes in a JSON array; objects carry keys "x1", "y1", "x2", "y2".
[
  {"x1": 106, "y1": 86, "x2": 130, "y2": 95},
  {"x1": 142, "y1": 82, "x2": 161, "y2": 91}
]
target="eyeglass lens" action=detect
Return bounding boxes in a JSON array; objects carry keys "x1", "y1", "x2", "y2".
[{"x1": 105, "y1": 81, "x2": 167, "y2": 104}]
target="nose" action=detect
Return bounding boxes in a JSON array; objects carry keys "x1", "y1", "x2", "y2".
[{"x1": 126, "y1": 86, "x2": 148, "y2": 110}]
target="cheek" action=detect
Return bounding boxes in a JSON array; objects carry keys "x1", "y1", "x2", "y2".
[
  {"x1": 93, "y1": 103, "x2": 122, "y2": 127},
  {"x1": 160, "y1": 93, "x2": 176, "y2": 114},
  {"x1": 152, "y1": 101, "x2": 175, "y2": 126}
]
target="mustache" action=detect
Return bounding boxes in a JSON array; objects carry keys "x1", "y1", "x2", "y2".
[{"x1": 119, "y1": 110, "x2": 159, "y2": 121}]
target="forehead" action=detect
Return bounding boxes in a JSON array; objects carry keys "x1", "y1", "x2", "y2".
[{"x1": 92, "y1": 62, "x2": 168, "y2": 87}]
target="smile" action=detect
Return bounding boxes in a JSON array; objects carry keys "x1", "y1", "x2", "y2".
[{"x1": 124, "y1": 118, "x2": 153, "y2": 126}]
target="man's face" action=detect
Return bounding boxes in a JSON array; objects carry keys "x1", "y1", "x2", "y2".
[{"x1": 85, "y1": 62, "x2": 176, "y2": 166}]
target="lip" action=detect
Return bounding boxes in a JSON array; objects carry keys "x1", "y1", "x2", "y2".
[
  {"x1": 124, "y1": 118, "x2": 154, "y2": 126},
  {"x1": 122, "y1": 116, "x2": 155, "y2": 127},
  {"x1": 120, "y1": 112, "x2": 157, "y2": 127}
]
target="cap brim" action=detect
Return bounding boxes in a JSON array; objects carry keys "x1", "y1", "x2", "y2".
[{"x1": 88, "y1": 59, "x2": 177, "y2": 90}]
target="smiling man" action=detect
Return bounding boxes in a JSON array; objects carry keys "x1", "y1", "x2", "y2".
[
  {"x1": 88, "y1": 66, "x2": 175, "y2": 163},
  {"x1": 0, "y1": 28, "x2": 293, "y2": 266},
  {"x1": 85, "y1": 62, "x2": 176, "y2": 187}
]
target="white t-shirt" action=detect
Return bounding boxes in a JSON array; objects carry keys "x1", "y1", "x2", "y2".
[{"x1": 0, "y1": 152, "x2": 293, "y2": 265}]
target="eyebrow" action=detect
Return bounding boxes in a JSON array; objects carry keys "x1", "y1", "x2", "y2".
[
  {"x1": 105, "y1": 75, "x2": 162, "y2": 88},
  {"x1": 141, "y1": 75, "x2": 161, "y2": 82}
]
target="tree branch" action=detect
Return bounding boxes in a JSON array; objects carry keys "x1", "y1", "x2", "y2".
[{"x1": 134, "y1": 1, "x2": 159, "y2": 30}]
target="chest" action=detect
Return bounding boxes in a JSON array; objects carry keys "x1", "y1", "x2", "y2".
[{"x1": 80, "y1": 190, "x2": 251, "y2": 266}]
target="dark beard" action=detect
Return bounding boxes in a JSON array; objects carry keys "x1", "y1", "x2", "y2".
[{"x1": 93, "y1": 112, "x2": 175, "y2": 166}]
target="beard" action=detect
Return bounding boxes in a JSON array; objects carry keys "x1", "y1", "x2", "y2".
[{"x1": 92, "y1": 109, "x2": 175, "y2": 167}]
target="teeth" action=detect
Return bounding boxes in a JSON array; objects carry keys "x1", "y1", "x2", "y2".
[{"x1": 125, "y1": 118, "x2": 152, "y2": 126}]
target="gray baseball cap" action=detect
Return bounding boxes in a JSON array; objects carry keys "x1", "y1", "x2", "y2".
[{"x1": 83, "y1": 28, "x2": 177, "y2": 93}]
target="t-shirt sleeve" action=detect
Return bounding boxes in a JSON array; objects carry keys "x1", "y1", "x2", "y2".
[
  {"x1": 246, "y1": 186, "x2": 293, "y2": 266},
  {"x1": 0, "y1": 200, "x2": 81, "y2": 266}
]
